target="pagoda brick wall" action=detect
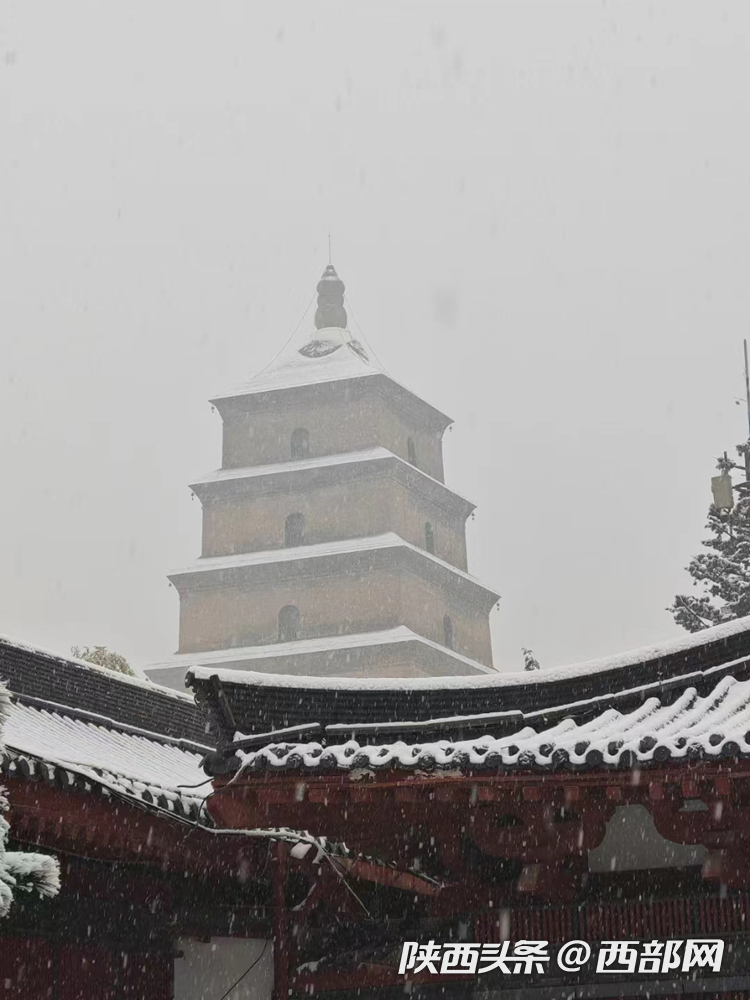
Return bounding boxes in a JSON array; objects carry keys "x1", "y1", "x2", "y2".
[
  {"x1": 152, "y1": 273, "x2": 499, "y2": 683},
  {"x1": 219, "y1": 383, "x2": 446, "y2": 480},
  {"x1": 177, "y1": 560, "x2": 494, "y2": 665},
  {"x1": 201, "y1": 469, "x2": 469, "y2": 569}
]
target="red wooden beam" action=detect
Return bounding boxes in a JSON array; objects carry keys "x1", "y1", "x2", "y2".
[
  {"x1": 5, "y1": 777, "x2": 264, "y2": 878},
  {"x1": 208, "y1": 762, "x2": 750, "y2": 894},
  {"x1": 220, "y1": 761, "x2": 750, "y2": 801},
  {"x1": 333, "y1": 857, "x2": 441, "y2": 896}
]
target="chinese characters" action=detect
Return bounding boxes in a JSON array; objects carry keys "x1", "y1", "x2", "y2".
[{"x1": 398, "y1": 939, "x2": 724, "y2": 977}]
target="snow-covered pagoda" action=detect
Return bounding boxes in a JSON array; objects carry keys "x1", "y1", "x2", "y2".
[
  {"x1": 8, "y1": 261, "x2": 750, "y2": 1000},
  {"x1": 147, "y1": 264, "x2": 499, "y2": 689}
]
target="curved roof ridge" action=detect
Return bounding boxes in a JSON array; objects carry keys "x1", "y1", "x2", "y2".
[
  {"x1": 0, "y1": 632, "x2": 192, "y2": 701},
  {"x1": 189, "y1": 615, "x2": 750, "y2": 693}
]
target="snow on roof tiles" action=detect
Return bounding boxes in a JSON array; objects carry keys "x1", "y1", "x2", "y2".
[
  {"x1": 2, "y1": 700, "x2": 209, "y2": 816},
  {"x1": 237, "y1": 673, "x2": 750, "y2": 774},
  {"x1": 0, "y1": 631, "x2": 192, "y2": 702}
]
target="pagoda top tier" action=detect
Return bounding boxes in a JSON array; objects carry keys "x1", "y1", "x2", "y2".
[
  {"x1": 210, "y1": 264, "x2": 450, "y2": 429},
  {"x1": 212, "y1": 263, "x2": 384, "y2": 400}
]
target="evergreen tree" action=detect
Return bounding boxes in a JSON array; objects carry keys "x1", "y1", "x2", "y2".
[
  {"x1": 670, "y1": 449, "x2": 750, "y2": 632},
  {"x1": 71, "y1": 645, "x2": 136, "y2": 677},
  {"x1": 522, "y1": 647, "x2": 541, "y2": 671},
  {"x1": 0, "y1": 684, "x2": 60, "y2": 916}
]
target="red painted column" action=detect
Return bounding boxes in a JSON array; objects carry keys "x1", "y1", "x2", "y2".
[{"x1": 272, "y1": 842, "x2": 289, "y2": 1000}]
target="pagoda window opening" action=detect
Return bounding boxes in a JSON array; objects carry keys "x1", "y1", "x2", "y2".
[
  {"x1": 425, "y1": 521, "x2": 435, "y2": 554},
  {"x1": 443, "y1": 615, "x2": 454, "y2": 650},
  {"x1": 278, "y1": 605, "x2": 301, "y2": 642},
  {"x1": 291, "y1": 428, "x2": 310, "y2": 460},
  {"x1": 407, "y1": 437, "x2": 418, "y2": 467},
  {"x1": 285, "y1": 512, "x2": 306, "y2": 547}
]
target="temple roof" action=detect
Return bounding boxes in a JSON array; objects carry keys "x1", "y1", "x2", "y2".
[
  {"x1": 0, "y1": 635, "x2": 218, "y2": 820},
  {"x1": 192, "y1": 614, "x2": 750, "y2": 696},
  {"x1": 1, "y1": 698, "x2": 209, "y2": 818},
  {"x1": 0, "y1": 633, "x2": 212, "y2": 745},
  {"x1": 188, "y1": 616, "x2": 750, "y2": 771},
  {"x1": 236, "y1": 672, "x2": 750, "y2": 775}
]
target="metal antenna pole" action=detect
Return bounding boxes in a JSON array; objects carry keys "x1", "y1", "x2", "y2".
[
  {"x1": 726, "y1": 450, "x2": 735, "y2": 540},
  {"x1": 743, "y1": 339, "x2": 750, "y2": 483}
]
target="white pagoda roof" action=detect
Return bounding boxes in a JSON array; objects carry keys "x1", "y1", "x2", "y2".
[
  {"x1": 214, "y1": 326, "x2": 385, "y2": 400},
  {"x1": 209, "y1": 265, "x2": 450, "y2": 427}
]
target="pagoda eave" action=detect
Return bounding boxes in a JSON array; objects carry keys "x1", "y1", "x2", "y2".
[
  {"x1": 149, "y1": 630, "x2": 493, "y2": 688},
  {"x1": 168, "y1": 534, "x2": 500, "y2": 606},
  {"x1": 210, "y1": 371, "x2": 453, "y2": 433},
  {"x1": 189, "y1": 448, "x2": 476, "y2": 517}
]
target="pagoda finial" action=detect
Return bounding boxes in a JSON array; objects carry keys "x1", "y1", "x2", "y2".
[{"x1": 314, "y1": 264, "x2": 347, "y2": 331}]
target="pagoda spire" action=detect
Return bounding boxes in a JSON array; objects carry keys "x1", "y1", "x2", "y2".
[{"x1": 314, "y1": 264, "x2": 347, "y2": 331}]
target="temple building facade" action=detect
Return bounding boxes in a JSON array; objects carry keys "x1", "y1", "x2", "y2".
[
  {"x1": 187, "y1": 616, "x2": 750, "y2": 1000},
  {"x1": 7, "y1": 263, "x2": 750, "y2": 1000},
  {"x1": 148, "y1": 265, "x2": 499, "y2": 689}
]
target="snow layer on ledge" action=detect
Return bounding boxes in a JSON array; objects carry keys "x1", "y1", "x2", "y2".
[
  {"x1": 0, "y1": 632, "x2": 194, "y2": 702},
  {"x1": 170, "y1": 531, "x2": 497, "y2": 594},
  {"x1": 190, "y1": 448, "x2": 473, "y2": 508},
  {"x1": 3, "y1": 701, "x2": 209, "y2": 810},
  {"x1": 167, "y1": 626, "x2": 494, "y2": 675},
  {"x1": 237, "y1": 674, "x2": 750, "y2": 773},
  {"x1": 192, "y1": 447, "x2": 393, "y2": 485},
  {"x1": 188, "y1": 616, "x2": 750, "y2": 693}
]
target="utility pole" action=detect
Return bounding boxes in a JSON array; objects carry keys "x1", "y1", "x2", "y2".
[
  {"x1": 711, "y1": 343, "x2": 750, "y2": 510},
  {"x1": 743, "y1": 339, "x2": 750, "y2": 480}
]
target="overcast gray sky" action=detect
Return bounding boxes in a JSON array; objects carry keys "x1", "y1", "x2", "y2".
[{"x1": 2, "y1": 1, "x2": 749, "y2": 676}]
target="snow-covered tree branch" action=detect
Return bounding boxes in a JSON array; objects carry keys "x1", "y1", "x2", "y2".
[
  {"x1": 0, "y1": 683, "x2": 61, "y2": 917},
  {"x1": 71, "y1": 645, "x2": 136, "y2": 677},
  {"x1": 522, "y1": 648, "x2": 540, "y2": 671}
]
